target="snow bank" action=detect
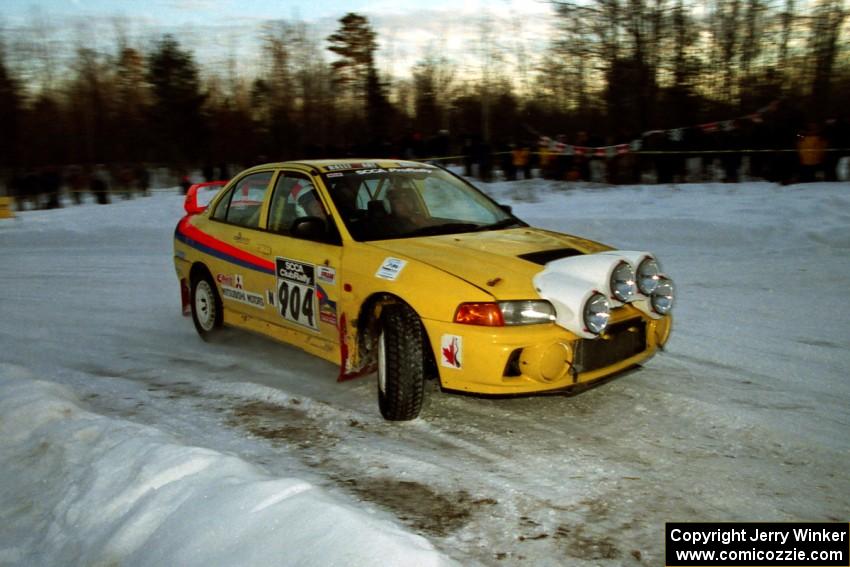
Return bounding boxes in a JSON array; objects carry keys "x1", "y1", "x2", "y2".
[{"x1": 0, "y1": 365, "x2": 451, "y2": 567}]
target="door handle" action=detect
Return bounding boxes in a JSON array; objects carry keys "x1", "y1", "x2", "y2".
[{"x1": 255, "y1": 244, "x2": 272, "y2": 255}]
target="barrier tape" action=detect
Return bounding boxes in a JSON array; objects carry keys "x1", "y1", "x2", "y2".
[
  {"x1": 413, "y1": 148, "x2": 850, "y2": 162},
  {"x1": 609, "y1": 148, "x2": 849, "y2": 156}
]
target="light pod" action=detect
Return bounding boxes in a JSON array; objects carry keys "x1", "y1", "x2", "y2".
[{"x1": 533, "y1": 269, "x2": 611, "y2": 339}]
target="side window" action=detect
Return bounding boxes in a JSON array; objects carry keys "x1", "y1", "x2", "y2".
[
  {"x1": 211, "y1": 172, "x2": 273, "y2": 228},
  {"x1": 268, "y1": 174, "x2": 338, "y2": 243}
]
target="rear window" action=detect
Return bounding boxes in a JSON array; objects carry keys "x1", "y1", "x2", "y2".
[{"x1": 211, "y1": 172, "x2": 273, "y2": 228}]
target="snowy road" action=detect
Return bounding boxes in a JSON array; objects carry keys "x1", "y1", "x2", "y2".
[{"x1": 2, "y1": 180, "x2": 848, "y2": 565}]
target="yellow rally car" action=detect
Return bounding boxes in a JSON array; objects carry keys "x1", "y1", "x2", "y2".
[{"x1": 173, "y1": 160, "x2": 674, "y2": 420}]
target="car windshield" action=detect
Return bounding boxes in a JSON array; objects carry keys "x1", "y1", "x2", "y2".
[{"x1": 321, "y1": 166, "x2": 523, "y2": 241}]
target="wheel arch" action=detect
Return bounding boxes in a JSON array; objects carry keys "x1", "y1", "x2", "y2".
[
  {"x1": 354, "y1": 292, "x2": 438, "y2": 381},
  {"x1": 190, "y1": 262, "x2": 214, "y2": 285}
]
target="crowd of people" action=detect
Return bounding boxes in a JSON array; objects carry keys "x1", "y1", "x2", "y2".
[
  {"x1": 480, "y1": 115, "x2": 849, "y2": 185},
  {"x1": 6, "y1": 164, "x2": 152, "y2": 210},
  {"x1": 2, "y1": 116, "x2": 848, "y2": 210}
]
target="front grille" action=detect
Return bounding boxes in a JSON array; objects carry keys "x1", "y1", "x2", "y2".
[{"x1": 574, "y1": 318, "x2": 646, "y2": 374}]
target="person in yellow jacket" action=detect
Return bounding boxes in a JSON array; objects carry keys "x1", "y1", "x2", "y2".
[
  {"x1": 797, "y1": 122, "x2": 827, "y2": 182},
  {"x1": 538, "y1": 137, "x2": 553, "y2": 178},
  {"x1": 512, "y1": 145, "x2": 530, "y2": 179}
]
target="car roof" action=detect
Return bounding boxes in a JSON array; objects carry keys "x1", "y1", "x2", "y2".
[{"x1": 240, "y1": 159, "x2": 437, "y2": 175}]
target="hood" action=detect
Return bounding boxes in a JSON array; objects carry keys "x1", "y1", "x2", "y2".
[{"x1": 368, "y1": 227, "x2": 611, "y2": 299}]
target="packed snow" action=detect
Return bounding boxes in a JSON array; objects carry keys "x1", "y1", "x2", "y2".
[{"x1": 1, "y1": 177, "x2": 848, "y2": 566}]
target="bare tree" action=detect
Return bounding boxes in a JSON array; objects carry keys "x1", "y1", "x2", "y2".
[
  {"x1": 778, "y1": 0, "x2": 796, "y2": 72},
  {"x1": 808, "y1": 0, "x2": 847, "y2": 116},
  {"x1": 412, "y1": 45, "x2": 456, "y2": 134},
  {"x1": 290, "y1": 22, "x2": 335, "y2": 151}
]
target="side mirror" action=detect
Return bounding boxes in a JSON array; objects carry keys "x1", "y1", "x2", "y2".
[
  {"x1": 499, "y1": 204, "x2": 513, "y2": 215},
  {"x1": 291, "y1": 216, "x2": 327, "y2": 240},
  {"x1": 184, "y1": 180, "x2": 228, "y2": 215}
]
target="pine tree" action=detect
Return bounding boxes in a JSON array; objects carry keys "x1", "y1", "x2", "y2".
[
  {"x1": 0, "y1": 45, "x2": 21, "y2": 167},
  {"x1": 327, "y1": 12, "x2": 377, "y2": 100},
  {"x1": 147, "y1": 35, "x2": 206, "y2": 164},
  {"x1": 327, "y1": 13, "x2": 389, "y2": 143}
]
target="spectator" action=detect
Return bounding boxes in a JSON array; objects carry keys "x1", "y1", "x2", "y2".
[
  {"x1": 116, "y1": 165, "x2": 134, "y2": 199},
  {"x1": 135, "y1": 164, "x2": 150, "y2": 196},
  {"x1": 9, "y1": 170, "x2": 25, "y2": 209},
  {"x1": 66, "y1": 165, "x2": 85, "y2": 204},
  {"x1": 538, "y1": 137, "x2": 554, "y2": 179},
  {"x1": 21, "y1": 170, "x2": 42, "y2": 209},
  {"x1": 462, "y1": 137, "x2": 475, "y2": 177},
  {"x1": 573, "y1": 131, "x2": 591, "y2": 181},
  {"x1": 512, "y1": 145, "x2": 531, "y2": 180},
  {"x1": 720, "y1": 122, "x2": 743, "y2": 183},
  {"x1": 797, "y1": 122, "x2": 827, "y2": 182},
  {"x1": 501, "y1": 144, "x2": 516, "y2": 181},
  {"x1": 823, "y1": 117, "x2": 849, "y2": 182},
  {"x1": 91, "y1": 165, "x2": 110, "y2": 205},
  {"x1": 41, "y1": 165, "x2": 62, "y2": 209},
  {"x1": 180, "y1": 173, "x2": 192, "y2": 195}
]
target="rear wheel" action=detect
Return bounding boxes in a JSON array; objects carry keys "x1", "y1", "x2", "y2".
[
  {"x1": 191, "y1": 271, "x2": 222, "y2": 340},
  {"x1": 377, "y1": 303, "x2": 426, "y2": 421}
]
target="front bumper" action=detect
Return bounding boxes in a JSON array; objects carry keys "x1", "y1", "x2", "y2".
[{"x1": 422, "y1": 305, "x2": 671, "y2": 395}]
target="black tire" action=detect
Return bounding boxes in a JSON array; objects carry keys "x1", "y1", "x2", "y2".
[
  {"x1": 377, "y1": 303, "x2": 426, "y2": 421},
  {"x1": 191, "y1": 270, "x2": 223, "y2": 340}
]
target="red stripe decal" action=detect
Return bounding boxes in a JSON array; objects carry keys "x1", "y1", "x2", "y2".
[{"x1": 177, "y1": 217, "x2": 275, "y2": 273}]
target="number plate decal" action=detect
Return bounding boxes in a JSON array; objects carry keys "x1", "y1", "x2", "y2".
[{"x1": 276, "y1": 258, "x2": 318, "y2": 330}]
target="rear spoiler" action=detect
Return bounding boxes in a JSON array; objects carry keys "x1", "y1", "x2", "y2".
[{"x1": 184, "y1": 181, "x2": 228, "y2": 215}]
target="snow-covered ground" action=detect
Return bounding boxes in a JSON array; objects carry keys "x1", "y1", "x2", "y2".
[{"x1": 1, "y1": 179, "x2": 848, "y2": 566}]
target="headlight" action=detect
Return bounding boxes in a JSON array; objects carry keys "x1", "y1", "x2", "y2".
[
  {"x1": 583, "y1": 292, "x2": 610, "y2": 334},
  {"x1": 499, "y1": 300, "x2": 555, "y2": 325},
  {"x1": 610, "y1": 261, "x2": 636, "y2": 302},
  {"x1": 651, "y1": 276, "x2": 675, "y2": 315},
  {"x1": 637, "y1": 257, "x2": 661, "y2": 295}
]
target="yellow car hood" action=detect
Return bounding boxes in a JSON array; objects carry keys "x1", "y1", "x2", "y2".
[{"x1": 368, "y1": 228, "x2": 610, "y2": 299}]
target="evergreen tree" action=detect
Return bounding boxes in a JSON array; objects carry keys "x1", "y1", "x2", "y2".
[
  {"x1": 327, "y1": 12, "x2": 377, "y2": 100},
  {"x1": 0, "y1": 46, "x2": 21, "y2": 167},
  {"x1": 147, "y1": 35, "x2": 206, "y2": 164},
  {"x1": 327, "y1": 13, "x2": 389, "y2": 143}
]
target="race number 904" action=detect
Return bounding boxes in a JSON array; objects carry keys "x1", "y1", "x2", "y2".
[
  {"x1": 278, "y1": 281, "x2": 314, "y2": 328},
  {"x1": 275, "y1": 258, "x2": 318, "y2": 330}
]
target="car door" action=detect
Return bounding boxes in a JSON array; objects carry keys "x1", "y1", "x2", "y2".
[
  {"x1": 252, "y1": 168, "x2": 343, "y2": 350},
  {"x1": 204, "y1": 169, "x2": 276, "y2": 318}
]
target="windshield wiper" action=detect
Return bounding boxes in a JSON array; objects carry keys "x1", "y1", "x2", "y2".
[
  {"x1": 406, "y1": 223, "x2": 481, "y2": 237},
  {"x1": 475, "y1": 218, "x2": 525, "y2": 231}
]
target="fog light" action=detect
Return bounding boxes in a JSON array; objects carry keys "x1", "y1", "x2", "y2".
[
  {"x1": 583, "y1": 293, "x2": 610, "y2": 335},
  {"x1": 520, "y1": 342, "x2": 572, "y2": 383}
]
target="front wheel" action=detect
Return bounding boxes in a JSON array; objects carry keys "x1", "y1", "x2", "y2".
[
  {"x1": 191, "y1": 271, "x2": 223, "y2": 340},
  {"x1": 377, "y1": 303, "x2": 426, "y2": 421}
]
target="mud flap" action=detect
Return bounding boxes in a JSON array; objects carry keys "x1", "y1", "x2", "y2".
[
  {"x1": 180, "y1": 279, "x2": 191, "y2": 316},
  {"x1": 337, "y1": 314, "x2": 376, "y2": 382}
]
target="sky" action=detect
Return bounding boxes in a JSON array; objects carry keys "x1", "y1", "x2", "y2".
[
  {"x1": 2, "y1": 0, "x2": 555, "y2": 82},
  {"x1": 3, "y1": 0, "x2": 552, "y2": 25},
  {"x1": 2, "y1": 173, "x2": 849, "y2": 564}
]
